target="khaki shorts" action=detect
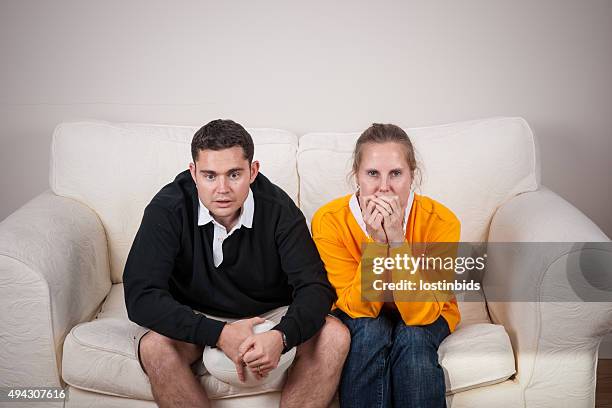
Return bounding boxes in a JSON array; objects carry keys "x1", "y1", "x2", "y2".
[{"x1": 134, "y1": 306, "x2": 290, "y2": 375}]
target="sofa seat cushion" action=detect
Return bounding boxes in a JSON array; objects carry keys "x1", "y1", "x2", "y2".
[
  {"x1": 62, "y1": 284, "x2": 515, "y2": 399},
  {"x1": 440, "y1": 323, "x2": 516, "y2": 394}
]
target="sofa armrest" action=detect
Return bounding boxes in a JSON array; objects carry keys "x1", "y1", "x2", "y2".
[
  {"x1": 486, "y1": 188, "x2": 612, "y2": 407},
  {"x1": 0, "y1": 192, "x2": 111, "y2": 388}
]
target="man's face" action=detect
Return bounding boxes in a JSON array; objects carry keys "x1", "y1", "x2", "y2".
[{"x1": 189, "y1": 146, "x2": 259, "y2": 226}]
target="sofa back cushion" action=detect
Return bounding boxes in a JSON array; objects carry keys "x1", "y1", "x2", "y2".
[
  {"x1": 50, "y1": 121, "x2": 298, "y2": 283},
  {"x1": 297, "y1": 117, "x2": 539, "y2": 241}
]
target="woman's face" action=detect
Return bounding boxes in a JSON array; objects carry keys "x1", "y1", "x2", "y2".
[{"x1": 355, "y1": 142, "x2": 413, "y2": 210}]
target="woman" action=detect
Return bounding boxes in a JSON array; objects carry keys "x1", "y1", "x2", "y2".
[{"x1": 312, "y1": 123, "x2": 460, "y2": 408}]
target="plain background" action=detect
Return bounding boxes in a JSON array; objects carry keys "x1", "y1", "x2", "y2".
[{"x1": 1, "y1": 1, "x2": 611, "y2": 352}]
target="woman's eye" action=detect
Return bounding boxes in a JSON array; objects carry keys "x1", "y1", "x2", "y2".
[
  {"x1": 391, "y1": 170, "x2": 401, "y2": 177},
  {"x1": 367, "y1": 170, "x2": 378, "y2": 177}
]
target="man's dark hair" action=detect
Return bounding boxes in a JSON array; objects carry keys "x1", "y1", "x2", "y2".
[{"x1": 191, "y1": 119, "x2": 254, "y2": 163}]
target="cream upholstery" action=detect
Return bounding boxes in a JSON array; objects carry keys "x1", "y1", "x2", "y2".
[
  {"x1": 1, "y1": 117, "x2": 610, "y2": 408},
  {"x1": 487, "y1": 188, "x2": 612, "y2": 407},
  {"x1": 0, "y1": 192, "x2": 111, "y2": 391}
]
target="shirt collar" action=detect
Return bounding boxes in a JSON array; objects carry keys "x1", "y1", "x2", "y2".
[
  {"x1": 198, "y1": 188, "x2": 254, "y2": 229},
  {"x1": 349, "y1": 191, "x2": 414, "y2": 238}
]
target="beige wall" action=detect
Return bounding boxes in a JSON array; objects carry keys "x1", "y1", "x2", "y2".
[
  {"x1": 0, "y1": 0, "x2": 611, "y2": 356},
  {"x1": 1, "y1": 0, "x2": 611, "y2": 236},
  {"x1": 0, "y1": 0, "x2": 612, "y2": 357}
]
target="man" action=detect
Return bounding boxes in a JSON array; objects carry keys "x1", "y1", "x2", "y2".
[{"x1": 123, "y1": 119, "x2": 349, "y2": 408}]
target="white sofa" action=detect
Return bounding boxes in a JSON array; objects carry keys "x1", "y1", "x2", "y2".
[{"x1": 0, "y1": 117, "x2": 610, "y2": 408}]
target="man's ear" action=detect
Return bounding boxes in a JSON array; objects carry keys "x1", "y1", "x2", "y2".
[
  {"x1": 189, "y1": 162, "x2": 197, "y2": 183},
  {"x1": 249, "y1": 160, "x2": 260, "y2": 183}
]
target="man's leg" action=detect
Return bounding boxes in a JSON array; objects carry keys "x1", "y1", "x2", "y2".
[
  {"x1": 389, "y1": 315, "x2": 450, "y2": 408},
  {"x1": 333, "y1": 311, "x2": 394, "y2": 408},
  {"x1": 280, "y1": 315, "x2": 351, "y2": 408},
  {"x1": 139, "y1": 331, "x2": 208, "y2": 408}
]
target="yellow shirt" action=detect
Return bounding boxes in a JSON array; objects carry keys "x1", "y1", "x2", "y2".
[{"x1": 311, "y1": 193, "x2": 461, "y2": 332}]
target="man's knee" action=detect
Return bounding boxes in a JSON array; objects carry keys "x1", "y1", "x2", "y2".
[
  {"x1": 139, "y1": 332, "x2": 199, "y2": 376},
  {"x1": 298, "y1": 316, "x2": 351, "y2": 360},
  {"x1": 320, "y1": 316, "x2": 351, "y2": 356}
]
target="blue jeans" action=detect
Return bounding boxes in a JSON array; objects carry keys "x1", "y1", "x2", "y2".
[{"x1": 334, "y1": 309, "x2": 450, "y2": 408}]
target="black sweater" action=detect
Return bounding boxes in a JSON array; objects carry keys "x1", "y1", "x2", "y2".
[{"x1": 123, "y1": 170, "x2": 336, "y2": 351}]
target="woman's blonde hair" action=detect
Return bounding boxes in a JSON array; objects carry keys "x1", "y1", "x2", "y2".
[{"x1": 349, "y1": 123, "x2": 420, "y2": 186}]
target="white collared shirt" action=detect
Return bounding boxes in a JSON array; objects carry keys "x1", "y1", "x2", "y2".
[
  {"x1": 198, "y1": 189, "x2": 255, "y2": 267},
  {"x1": 349, "y1": 191, "x2": 414, "y2": 239}
]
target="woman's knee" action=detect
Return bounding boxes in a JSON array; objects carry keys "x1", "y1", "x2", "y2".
[
  {"x1": 348, "y1": 317, "x2": 393, "y2": 351},
  {"x1": 394, "y1": 317, "x2": 449, "y2": 352},
  {"x1": 337, "y1": 317, "x2": 393, "y2": 373},
  {"x1": 391, "y1": 326, "x2": 444, "y2": 377},
  {"x1": 390, "y1": 329, "x2": 446, "y2": 406}
]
